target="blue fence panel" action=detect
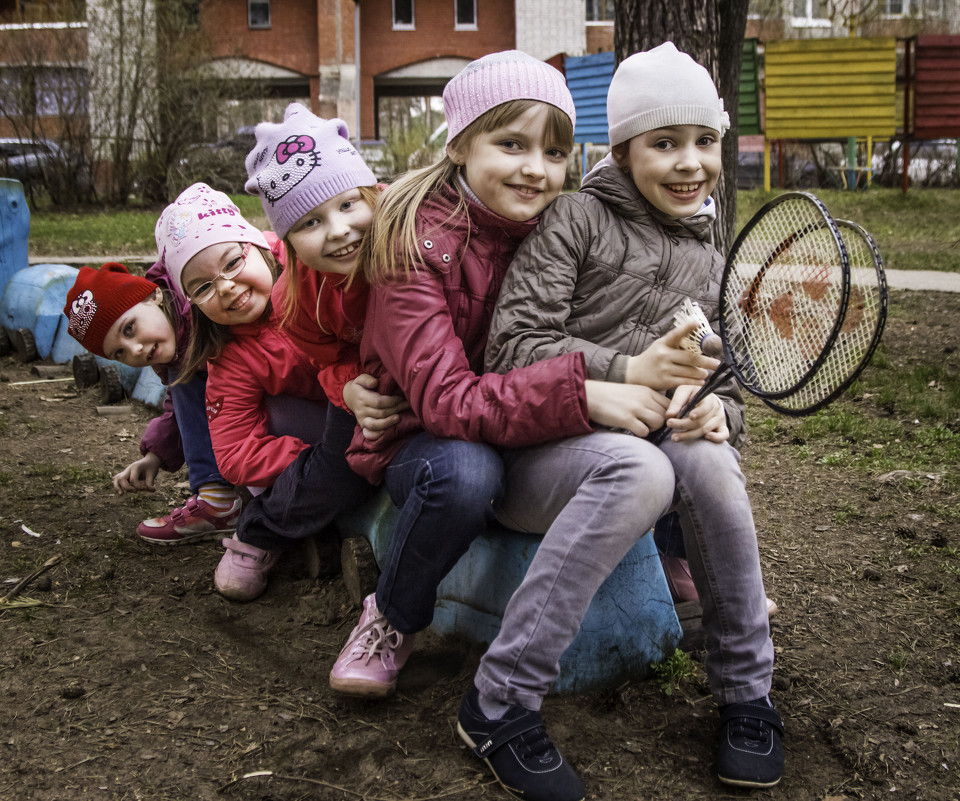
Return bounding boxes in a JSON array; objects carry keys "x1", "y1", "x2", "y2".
[{"x1": 567, "y1": 51, "x2": 616, "y2": 145}]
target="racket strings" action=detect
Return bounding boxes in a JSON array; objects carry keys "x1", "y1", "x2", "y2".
[
  {"x1": 723, "y1": 199, "x2": 847, "y2": 397},
  {"x1": 768, "y1": 221, "x2": 886, "y2": 413}
]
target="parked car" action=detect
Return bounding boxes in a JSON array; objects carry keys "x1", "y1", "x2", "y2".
[
  {"x1": 0, "y1": 137, "x2": 61, "y2": 187},
  {"x1": 174, "y1": 129, "x2": 257, "y2": 193}
]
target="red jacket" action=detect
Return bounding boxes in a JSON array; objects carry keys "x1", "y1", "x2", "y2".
[
  {"x1": 204, "y1": 271, "x2": 328, "y2": 488},
  {"x1": 265, "y1": 232, "x2": 365, "y2": 410},
  {"x1": 346, "y1": 184, "x2": 592, "y2": 484}
]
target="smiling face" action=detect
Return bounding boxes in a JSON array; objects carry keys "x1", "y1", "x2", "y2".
[
  {"x1": 180, "y1": 242, "x2": 274, "y2": 326},
  {"x1": 448, "y1": 103, "x2": 569, "y2": 222},
  {"x1": 619, "y1": 125, "x2": 722, "y2": 219},
  {"x1": 286, "y1": 188, "x2": 374, "y2": 276},
  {"x1": 101, "y1": 290, "x2": 178, "y2": 367}
]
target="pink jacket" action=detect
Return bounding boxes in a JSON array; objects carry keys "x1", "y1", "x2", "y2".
[
  {"x1": 138, "y1": 260, "x2": 191, "y2": 472},
  {"x1": 346, "y1": 183, "x2": 592, "y2": 484},
  {"x1": 204, "y1": 270, "x2": 328, "y2": 488},
  {"x1": 265, "y1": 232, "x2": 365, "y2": 410}
]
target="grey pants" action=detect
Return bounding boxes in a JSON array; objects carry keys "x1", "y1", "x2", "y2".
[{"x1": 475, "y1": 431, "x2": 773, "y2": 711}]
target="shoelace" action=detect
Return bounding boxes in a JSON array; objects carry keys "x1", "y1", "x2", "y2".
[
  {"x1": 348, "y1": 619, "x2": 404, "y2": 665},
  {"x1": 729, "y1": 716, "x2": 771, "y2": 745}
]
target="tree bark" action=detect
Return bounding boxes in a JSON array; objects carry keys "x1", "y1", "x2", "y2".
[{"x1": 613, "y1": 0, "x2": 749, "y2": 253}]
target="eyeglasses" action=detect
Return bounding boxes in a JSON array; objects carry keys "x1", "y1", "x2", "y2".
[{"x1": 187, "y1": 242, "x2": 251, "y2": 305}]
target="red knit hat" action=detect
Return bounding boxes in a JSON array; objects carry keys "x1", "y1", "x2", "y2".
[{"x1": 63, "y1": 263, "x2": 158, "y2": 358}]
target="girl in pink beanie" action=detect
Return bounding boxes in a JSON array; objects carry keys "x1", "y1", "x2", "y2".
[
  {"x1": 331, "y1": 49, "x2": 691, "y2": 801},
  {"x1": 63, "y1": 261, "x2": 243, "y2": 546}
]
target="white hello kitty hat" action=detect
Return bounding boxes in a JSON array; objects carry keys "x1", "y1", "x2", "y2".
[{"x1": 244, "y1": 102, "x2": 377, "y2": 240}]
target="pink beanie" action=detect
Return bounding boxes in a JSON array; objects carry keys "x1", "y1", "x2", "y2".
[
  {"x1": 442, "y1": 50, "x2": 576, "y2": 144},
  {"x1": 155, "y1": 183, "x2": 269, "y2": 295},
  {"x1": 244, "y1": 103, "x2": 377, "y2": 240}
]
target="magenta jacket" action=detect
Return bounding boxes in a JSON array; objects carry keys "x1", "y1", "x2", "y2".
[
  {"x1": 346, "y1": 183, "x2": 592, "y2": 484},
  {"x1": 137, "y1": 260, "x2": 191, "y2": 472}
]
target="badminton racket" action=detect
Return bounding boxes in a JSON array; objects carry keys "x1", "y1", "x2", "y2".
[
  {"x1": 650, "y1": 191, "x2": 849, "y2": 445},
  {"x1": 762, "y1": 219, "x2": 887, "y2": 415}
]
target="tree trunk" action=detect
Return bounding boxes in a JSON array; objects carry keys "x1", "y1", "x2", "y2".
[{"x1": 614, "y1": 0, "x2": 749, "y2": 254}]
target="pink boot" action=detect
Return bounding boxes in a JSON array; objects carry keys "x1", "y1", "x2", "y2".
[
  {"x1": 329, "y1": 593, "x2": 415, "y2": 697},
  {"x1": 660, "y1": 554, "x2": 778, "y2": 618},
  {"x1": 213, "y1": 535, "x2": 278, "y2": 602}
]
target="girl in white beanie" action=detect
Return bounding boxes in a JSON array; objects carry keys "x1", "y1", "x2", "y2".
[{"x1": 483, "y1": 41, "x2": 784, "y2": 790}]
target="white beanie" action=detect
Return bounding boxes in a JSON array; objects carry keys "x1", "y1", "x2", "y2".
[{"x1": 607, "y1": 42, "x2": 730, "y2": 147}]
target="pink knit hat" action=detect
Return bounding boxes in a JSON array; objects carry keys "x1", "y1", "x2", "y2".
[
  {"x1": 155, "y1": 182, "x2": 269, "y2": 295},
  {"x1": 244, "y1": 103, "x2": 377, "y2": 239},
  {"x1": 442, "y1": 50, "x2": 576, "y2": 144}
]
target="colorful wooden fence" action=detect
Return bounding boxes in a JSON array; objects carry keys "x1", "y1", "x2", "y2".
[{"x1": 763, "y1": 37, "x2": 897, "y2": 189}]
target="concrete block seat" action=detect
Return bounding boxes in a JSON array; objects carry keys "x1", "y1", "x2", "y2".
[{"x1": 336, "y1": 489, "x2": 683, "y2": 694}]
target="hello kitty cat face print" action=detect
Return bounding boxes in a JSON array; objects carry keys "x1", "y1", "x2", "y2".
[{"x1": 255, "y1": 134, "x2": 319, "y2": 204}]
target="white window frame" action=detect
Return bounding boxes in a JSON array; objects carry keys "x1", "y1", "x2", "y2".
[
  {"x1": 454, "y1": 0, "x2": 477, "y2": 30},
  {"x1": 248, "y1": 0, "x2": 271, "y2": 30},
  {"x1": 791, "y1": 0, "x2": 830, "y2": 27},
  {"x1": 585, "y1": 0, "x2": 615, "y2": 22},
  {"x1": 393, "y1": 0, "x2": 415, "y2": 30}
]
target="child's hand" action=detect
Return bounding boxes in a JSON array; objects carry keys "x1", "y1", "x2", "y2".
[
  {"x1": 585, "y1": 380, "x2": 670, "y2": 438},
  {"x1": 626, "y1": 321, "x2": 720, "y2": 391},
  {"x1": 343, "y1": 374, "x2": 409, "y2": 441},
  {"x1": 113, "y1": 452, "x2": 163, "y2": 494},
  {"x1": 662, "y1": 386, "x2": 729, "y2": 443}
]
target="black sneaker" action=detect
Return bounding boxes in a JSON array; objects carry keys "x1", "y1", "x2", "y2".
[
  {"x1": 717, "y1": 701, "x2": 784, "y2": 788},
  {"x1": 456, "y1": 686, "x2": 585, "y2": 801}
]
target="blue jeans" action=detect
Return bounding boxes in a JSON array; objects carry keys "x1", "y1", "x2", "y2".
[
  {"x1": 167, "y1": 368, "x2": 228, "y2": 493},
  {"x1": 237, "y1": 405, "x2": 377, "y2": 552},
  {"x1": 475, "y1": 432, "x2": 772, "y2": 711},
  {"x1": 376, "y1": 433, "x2": 504, "y2": 635}
]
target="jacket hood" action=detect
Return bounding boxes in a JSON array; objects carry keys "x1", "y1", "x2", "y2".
[{"x1": 580, "y1": 153, "x2": 717, "y2": 244}]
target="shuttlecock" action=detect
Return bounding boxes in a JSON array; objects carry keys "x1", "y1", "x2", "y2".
[{"x1": 673, "y1": 299, "x2": 721, "y2": 357}]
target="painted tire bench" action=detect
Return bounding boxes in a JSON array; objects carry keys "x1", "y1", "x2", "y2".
[{"x1": 336, "y1": 489, "x2": 685, "y2": 694}]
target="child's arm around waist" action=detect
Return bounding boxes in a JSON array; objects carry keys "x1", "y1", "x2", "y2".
[{"x1": 366, "y1": 267, "x2": 592, "y2": 447}]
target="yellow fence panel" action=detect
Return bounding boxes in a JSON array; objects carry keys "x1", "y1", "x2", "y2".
[{"x1": 765, "y1": 37, "x2": 897, "y2": 139}]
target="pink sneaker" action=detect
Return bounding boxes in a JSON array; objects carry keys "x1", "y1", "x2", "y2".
[
  {"x1": 661, "y1": 555, "x2": 780, "y2": 618},
  {"x1": 137, "y1": 496, "x2": 241, "y2": 545},
  {"x1": 213, "y1": 534, "x2": 278, "y2": 602},
  {"x1": 329, "y1": 593, "x2": 415, "y2": 697}
]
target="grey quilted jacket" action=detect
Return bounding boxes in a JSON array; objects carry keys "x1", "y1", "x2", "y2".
[{"x1": 485, "y1": 154, "x2": 746, "y2": 448}]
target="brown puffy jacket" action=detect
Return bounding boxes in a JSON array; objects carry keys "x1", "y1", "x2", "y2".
[{"x1": 486, "y1": 155, "x2": 746, "y2": 448}]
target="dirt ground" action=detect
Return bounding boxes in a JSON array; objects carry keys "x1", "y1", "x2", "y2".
[{"x1": 1, "y1": 289, "x2": 958, "y2": 801}]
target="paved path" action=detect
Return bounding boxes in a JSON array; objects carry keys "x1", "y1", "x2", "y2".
[{"x1": 26, "y1": 257, "x2": 960, "y2": 293}]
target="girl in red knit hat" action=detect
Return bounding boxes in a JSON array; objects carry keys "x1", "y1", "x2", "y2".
[{"x1": 64, "y1": 261, "x2": 243, "y2": 544}]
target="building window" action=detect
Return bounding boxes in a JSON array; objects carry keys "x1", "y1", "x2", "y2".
[
  {"x1": 248, "y1": 0, "x2": 270, "y2": 29},
  {"x1": 455, "y1": 0, "x2": 476, "y2": 29},
  {"x1": 586, "y1": 0, "x2": 614, "y2": 22},
  {"x1": 393, "y1": 0, "x2": 414, "y2": 29},
  {"x1": 791, "y1": 0, "x2": 829, "y2": 25}
]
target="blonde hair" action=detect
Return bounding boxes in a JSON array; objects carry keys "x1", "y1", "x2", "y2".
[
  {"x1": 174, "y1": 245, "x2": 281, "y2": 384},
  {"x1": 277, "y1": 184, "x2": 381, "y2": 329},
  {"x1": 361, "y1": 100, "x2": 574, "y2": 286}
]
